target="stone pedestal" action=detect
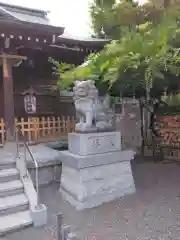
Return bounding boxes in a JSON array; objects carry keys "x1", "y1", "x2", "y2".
[
  {"x1": 59, "y1": 131, "x2": 135, "y2": 210},
  {"x1": 68, "y1": 132, "x2": 121, "y2": 155}
]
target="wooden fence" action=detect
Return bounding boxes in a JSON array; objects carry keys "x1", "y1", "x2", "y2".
[{"x1": 0, "y1": 116, "x2": 76, "y2": 145}]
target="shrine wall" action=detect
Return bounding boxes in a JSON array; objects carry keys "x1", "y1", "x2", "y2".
[{"x1": 0, "y1": 50, "x2": 76, "y2": 119}]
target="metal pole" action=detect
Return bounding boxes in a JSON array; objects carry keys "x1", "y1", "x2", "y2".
[
  {"x1": 15, "y1": 127, "x2": 19, "y2": 159},
  {"x1": 36, "y1": 166, "x2": 39, "y2": 206},
  {"x1": 61, "y1": 226, "x2": 70, "y2": 240},
  {"x1": 56, "y1": 213, "x2": 63, "y2": 240},
  {"x1": 24, "y1": 144, "x2": 28, "y2": 178}
]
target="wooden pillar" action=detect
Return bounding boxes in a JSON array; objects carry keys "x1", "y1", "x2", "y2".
[
  {"x1": 0, "y1": 53, "x2": 27, "y2": 142},
  {"x1": 2, "y1": 58, "x2": 15, "y2": 141}
]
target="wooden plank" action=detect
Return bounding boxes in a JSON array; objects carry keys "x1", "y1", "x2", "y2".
[
  {"x1": 33, "y1": 117, "x2": 39, "y2": 141},
  {"x1": 62, "y1": 116, "x2": 66, "y2": 134},
  {"x1": 52, "y1": 117, "x2": 56, "y2": 135},
  {"x1": 47, "y1": 117, "x2": 51, "y2": 135},
  {"x1": 0, "y1": 118, "x2": 5, "y2": 145},
  {"x1": 41, "y1": 117, "x2": 45, "y2": 137},
  {"x1": 0, "y1": 53, "x2": 27, "y2": 60},
  {"x1": 72, "y1": 116, "x2": 76, "y2": 132},
  {"x1": 3, "y1": 58, "x2": 15, "y2": 141},
  {"x1": 27, "y1": 117, "x2": 31, "y2": 142}
]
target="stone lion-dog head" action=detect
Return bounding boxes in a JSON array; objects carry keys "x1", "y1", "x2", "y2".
[{"x1": 73, "y1": 80, "x2": 98, "y2": 101}]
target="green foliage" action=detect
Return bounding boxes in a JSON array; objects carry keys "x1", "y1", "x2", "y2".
[
  {"x1": 48, "y1": 57, "x2": 75, "y2": 89},
  {"x1": 89, "y1": 0, "x2": 117, "y2": 38},
  {"x1": 167, "y1": 93, "x2": 180, "y2": 106},
  {"x1": 55, "y1": 12, "x2": 180, "y2": 98},
  {"x1": 49, "y1": 0, "x2": 180, "y2": 98},
  {"x1": 89, "y1": 0, "x2": 166, "y2": 39}
]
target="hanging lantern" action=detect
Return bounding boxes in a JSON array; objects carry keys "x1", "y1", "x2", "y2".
[{"x1": 23, "y1": 88, "x2": 37, "y2": 114}]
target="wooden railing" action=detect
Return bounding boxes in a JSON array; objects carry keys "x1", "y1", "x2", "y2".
[{"x1": 0, "y1": 116, "x2": 76, "y2": 145}]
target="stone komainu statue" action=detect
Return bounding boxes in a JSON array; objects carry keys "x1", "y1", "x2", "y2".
[{"x1": 73, "y1": 80, "x2": 115, "y2": 132}]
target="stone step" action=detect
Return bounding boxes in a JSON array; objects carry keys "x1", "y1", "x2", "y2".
[
  {"x1": 0, "y1": 210, "x2": 33, "y2": 236},
  {"x1": 0, "y1": 194, "x2": 29, "y2": 216},
  {"x1": 0, "y1": 180, "x2": 23, "y2": 197},
  {"x1": 0, "y1": 163, "x2": 16, "y2": 170},
  {"x1": 0, "y1": 168, "x2": 19, "y2": 183}
]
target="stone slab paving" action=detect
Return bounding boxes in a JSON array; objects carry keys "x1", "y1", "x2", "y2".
[
  {"x1": 2, "y1": 161, "x2": 180, "y2": 240},
  {"x1": 0, "y1": 142, "x2": 62, "y2": 167}
]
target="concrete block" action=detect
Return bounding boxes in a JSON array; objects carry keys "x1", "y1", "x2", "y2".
[
  {"x1": 59, "y1": 149, "x2": 135, "y2": 169},
  {"x1": 60, "y1": 159, "x2": 135, "y2": 209},
  {"x1": 31, "y1": 204, "x2": 47, "y2": 227},
  {"x1": 62, "y1": 161, "x2": 132, "y2": 183},
  {"x1": 22, "y1": 172, "x2": 47, "y2": 226},
  {"x1": 60, "y1": 184, "x2": 135, "y2": 210},
  {"x1": 61, "y1": 169, "x2": 135, "y2": 202}
]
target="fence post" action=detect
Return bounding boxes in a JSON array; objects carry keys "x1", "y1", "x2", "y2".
[
  {"x1": 56, "y1": 213, "x2": 63, "y2": 240},
  {"x1": 0, "y1": 118, "x2": 5, "y2": 145},
  {"x1": 56, "y1": 213, "x2": 78, "y2": 240},
  {"x1": 33, "y1": 117, "x2": 39, "y2": 142}
]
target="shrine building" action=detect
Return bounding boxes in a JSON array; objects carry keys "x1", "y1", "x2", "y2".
[{"x1": 0, "y1": 2, "x2": 109, "y2": 143}]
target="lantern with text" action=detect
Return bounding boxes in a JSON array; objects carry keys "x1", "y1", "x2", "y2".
[{"x1": 24, "y1": 92, "x2": 36, "y2": 114}]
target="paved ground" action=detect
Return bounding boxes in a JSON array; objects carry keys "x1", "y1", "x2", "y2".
[{"x1": 3, "y1": 161, "x2": 180, "y2": 240}]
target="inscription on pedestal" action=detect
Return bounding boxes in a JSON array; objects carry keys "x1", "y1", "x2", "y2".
[
  {"x1": 90, "y1": 135, "x2": 116, "y2": 151},
  {"x1": 68, "y1": 132, "x2": 121, "y2": 155}
]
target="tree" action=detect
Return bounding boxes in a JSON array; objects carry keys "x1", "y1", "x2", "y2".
[
  {"x1": 51, "y1": 0, "x2": 180, "y2": 100},
  {"x1": 89, "y1": 0, "x2": 142, "y2": 39},
  {"x1": 89, "y1": 0, "x2": 117, "y2": 38},
  {"x1": 55, "y1": 13, "x2": 180, "y2": 99},
  {"x1": 89, "y1": 0, "x2": 166, "y2": 39}
]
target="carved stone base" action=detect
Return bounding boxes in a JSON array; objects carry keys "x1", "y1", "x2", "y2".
[
  {"x1": 58, "y1": 149, "x2": 134, "y2": 169},
  {"x1": 61, "y1": 184, "x2": 135, "y2": 210},
  {"x1": 60, "y1": 159, "x2": 135, "y2": 210}
]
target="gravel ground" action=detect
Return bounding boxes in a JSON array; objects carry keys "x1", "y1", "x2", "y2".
[{"x1": 3, "y1": 161, "x2": 180, "y2": 240}]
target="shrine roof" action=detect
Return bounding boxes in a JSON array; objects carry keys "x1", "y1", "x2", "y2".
[
  {"x1": 0, "y1": 2, "x2": 108, "y2": 50},
  {"x1": 0, "y1": 18, "x2": 64, "y2": 36},
  {"x1": 0, "y1": 2, "x2": 50, "y2": 25},
  {"x1": 0, "y1": 3, "x2": 64, "y2": 46}
]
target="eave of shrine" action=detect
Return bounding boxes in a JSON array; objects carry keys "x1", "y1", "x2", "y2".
[
  {"x1": 0, "y1": 2, "x2": 109, "y2": 55},
  {"x1": 57, "y1": 34, "x2": 110, "y2": 47},
  {"x1": 0, "y1": 2, "x2": 64, "y2": 50},
  {"x1": 55, "y1": 34, "x2": 110, "y2": 51},
  {"x1": 0, "y1": 18, "x2": 64, "y2": 47},
  {"x1": 50, "y1": 34, "x2": 110, "y2": 54}
]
